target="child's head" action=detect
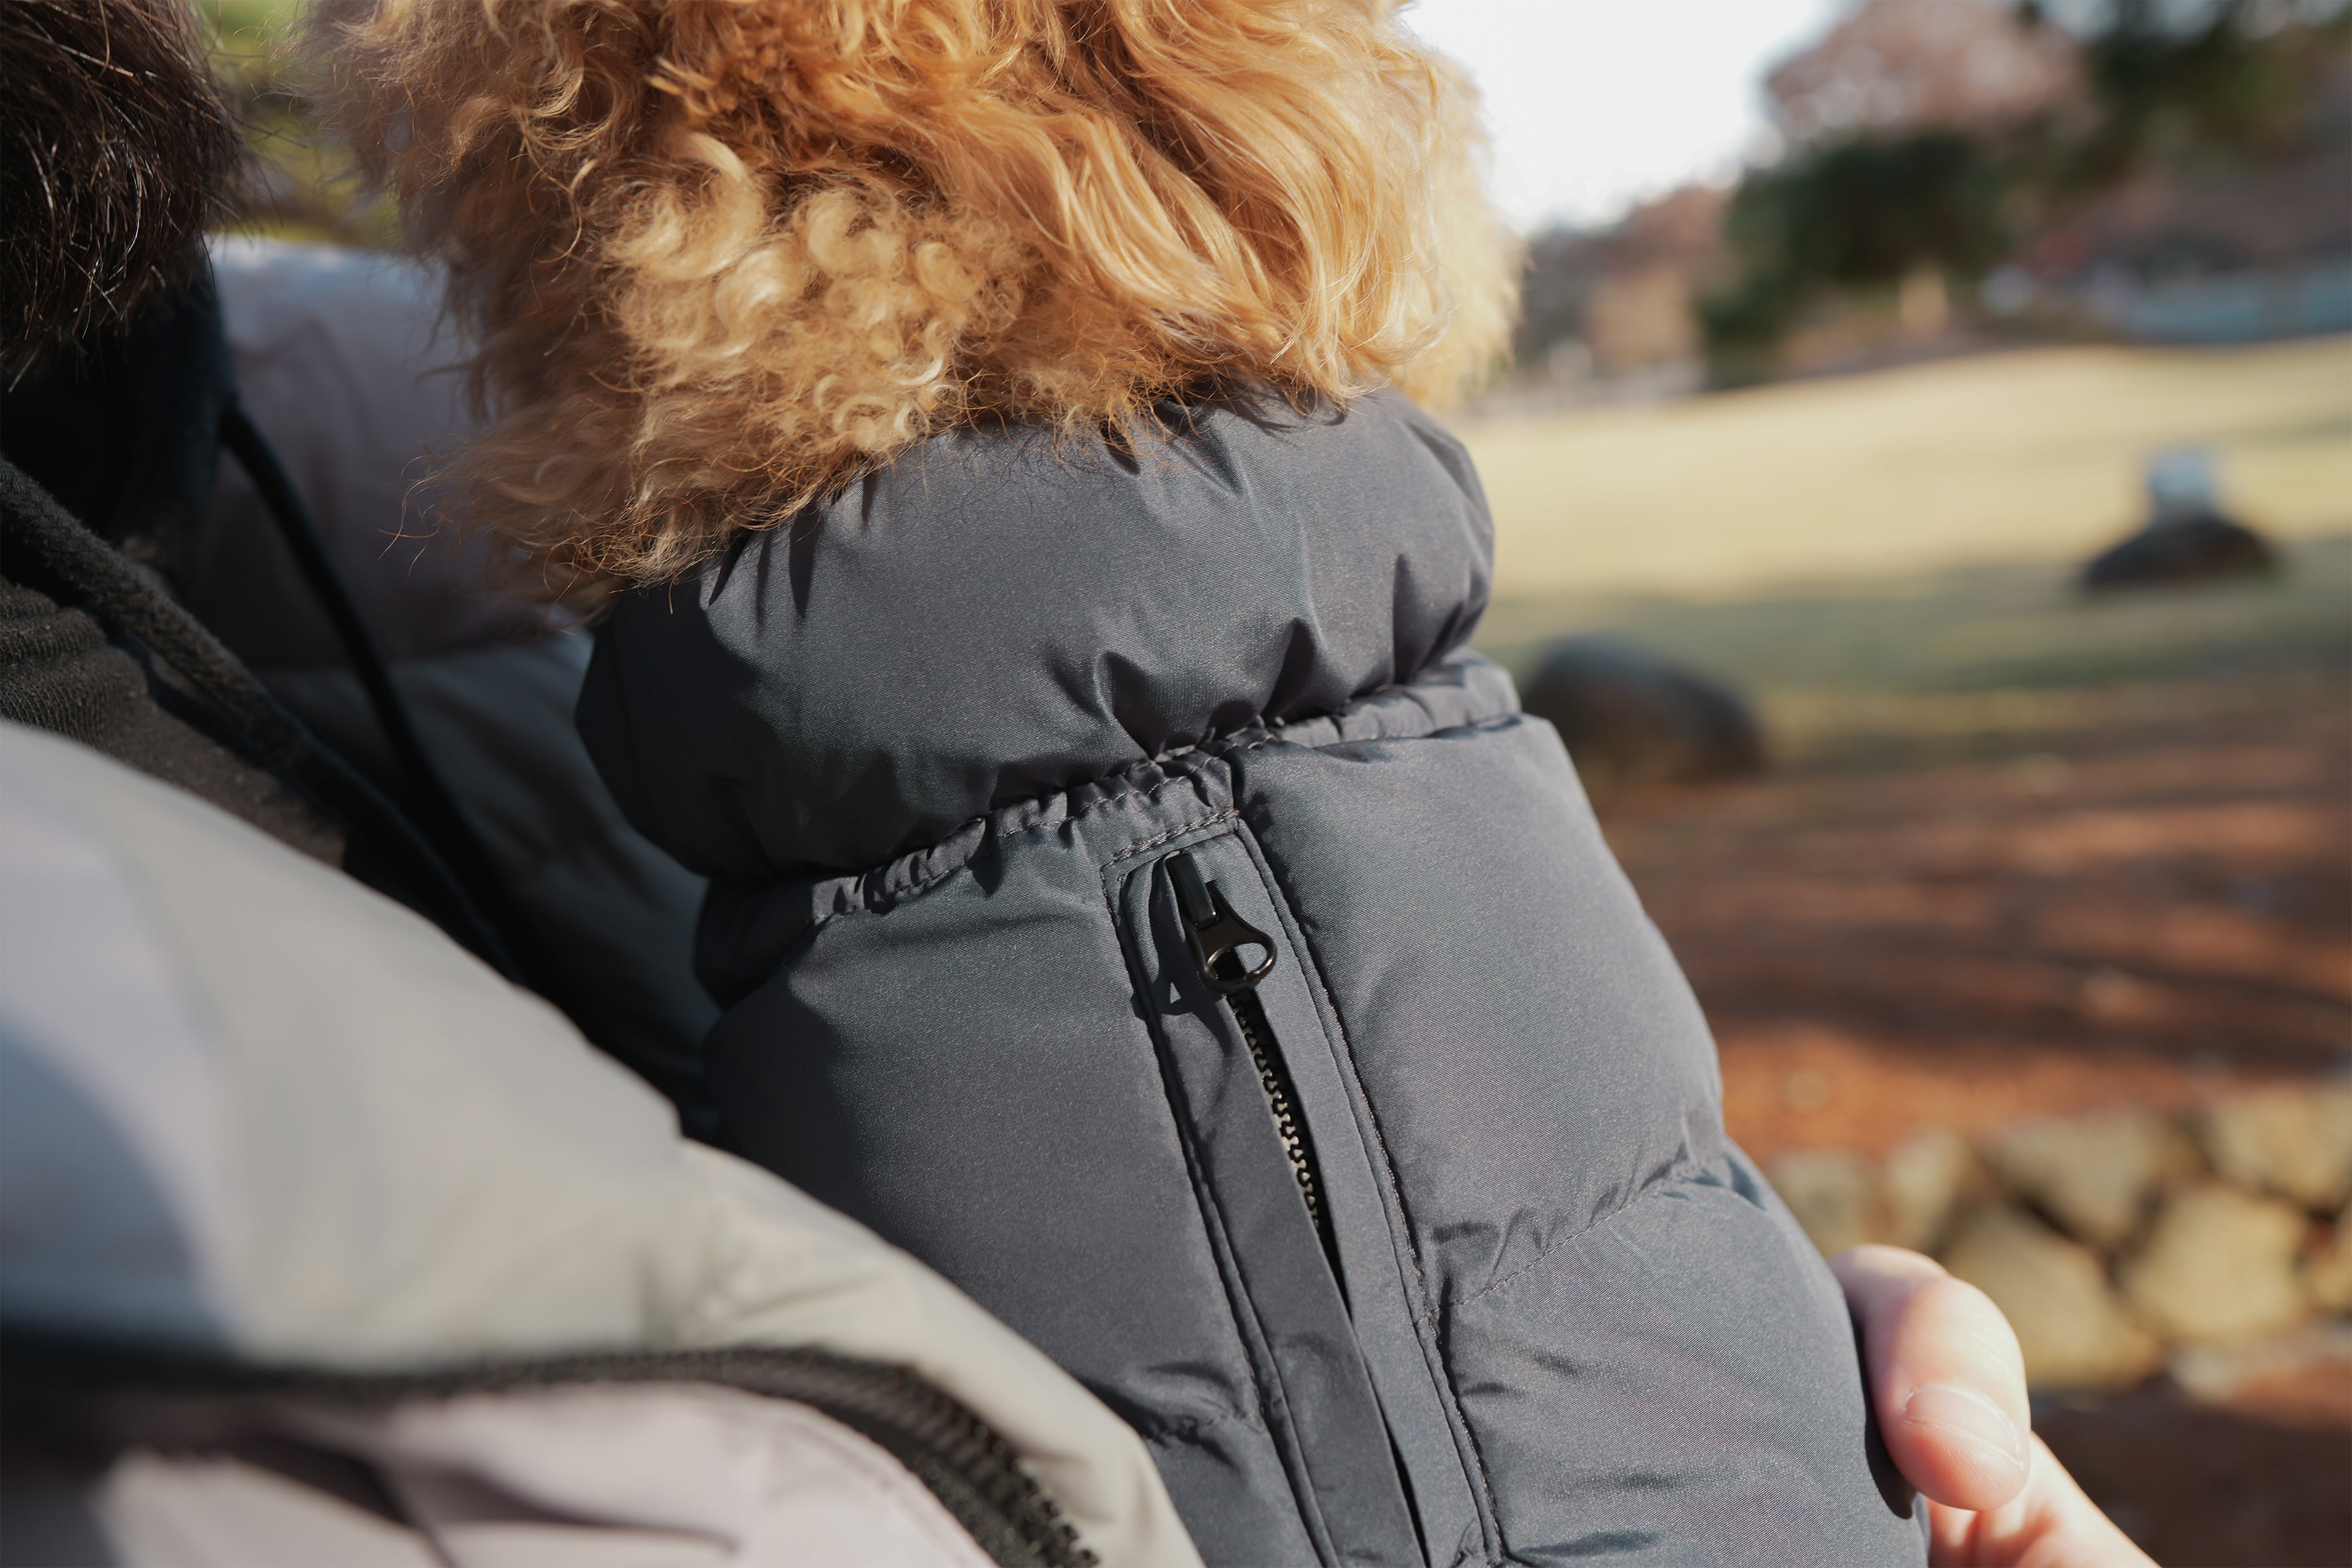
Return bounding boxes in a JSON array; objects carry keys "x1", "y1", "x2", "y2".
[{"x1": 317, "y1": 0, "x2": 1516, "y2": 587}]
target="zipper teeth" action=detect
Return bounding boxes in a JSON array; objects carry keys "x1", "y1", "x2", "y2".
[{"x1": 1228, "y1": 987, "x2": 1331, "y2": 1251}]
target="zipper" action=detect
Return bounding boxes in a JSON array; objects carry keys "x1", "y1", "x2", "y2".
[{"x1": 1164, "y1": 851, "x2": 1339, "y2": 1277}]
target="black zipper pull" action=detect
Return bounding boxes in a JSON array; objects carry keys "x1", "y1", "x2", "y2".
[
  {"x1": 1161, "y1": 849, "x2": 1342, "y2": 1286},
  {"x1": 1165, "y1": 851, "x2": 1277, "y2": 994}
]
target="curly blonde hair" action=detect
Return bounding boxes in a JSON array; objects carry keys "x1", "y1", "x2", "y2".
[{"x1": 314, "y1": 0, "x2": 1517, "y2": 587}]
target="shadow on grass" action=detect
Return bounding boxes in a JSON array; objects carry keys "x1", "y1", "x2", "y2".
[
  {"x1": 1480, "y1": 532, "x2": 2352, "y2": 775},
  {"x1": 1478, "y1": 532, "x2": 2352, "y2": 698}
]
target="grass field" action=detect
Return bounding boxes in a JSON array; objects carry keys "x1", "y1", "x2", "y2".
[
  {"x1": 1465, "y1": 336, "x2": 2352, "y2": 762},
  {"x1": 1460, "y1": 335, "x2": 2352, "y2": 604},
  {"x1": 1477, "y1": 538, "x2": 2352, "y2": 768}
]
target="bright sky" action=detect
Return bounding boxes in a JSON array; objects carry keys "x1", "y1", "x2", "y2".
[{"x1": 1401, "y1": 0, "x2": 1846, "y2": 233}]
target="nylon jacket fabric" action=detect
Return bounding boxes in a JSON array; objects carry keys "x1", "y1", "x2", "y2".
[
  {"x1": 580, "y1": 394, "x2": 1928, "y2": 1565},
  {"x1": 194, "y1": 237, "x2": 716, "y2": 1116}
]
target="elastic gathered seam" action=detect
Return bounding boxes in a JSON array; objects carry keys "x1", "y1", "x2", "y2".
[
  {"x1": 1224, "y1": 706, "x2": 1524, "y2": 761},
  {"x1": 760, "y1": 653, "x2": 1516, "y2": 928},
  {"x1": 792, "y1": 766, "x2": 1232, "y2": 945},
  {"x1": 785, "y1": 682, "x2": 1516, "y2": 942}
]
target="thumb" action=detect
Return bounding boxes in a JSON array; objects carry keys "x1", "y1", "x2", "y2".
[{"x1": 1833, "y1": 1244, "x2": 2034, "y2": 1513}]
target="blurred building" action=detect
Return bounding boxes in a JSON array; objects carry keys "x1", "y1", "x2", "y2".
[{"x1": 2002, "y1": 145, "x2": 2352, "y2": 342}]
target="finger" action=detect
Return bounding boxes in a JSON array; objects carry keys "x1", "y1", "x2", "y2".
[
  {"x1": 1925, "y1": 1435, "x2": 2157, "y2": 1568},
  {"x1": 1833, "y1": 1245, "x2": 2033, "y2": 1513}
]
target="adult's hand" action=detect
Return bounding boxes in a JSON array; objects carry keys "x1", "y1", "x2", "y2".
[{"x1": 1836, "y1": 1245, "x2": 2157, "y2": 1567}]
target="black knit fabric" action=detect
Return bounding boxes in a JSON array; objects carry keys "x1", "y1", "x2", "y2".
[{"x1": 0, "y1": 555, "x2": 342, "y2": 862}]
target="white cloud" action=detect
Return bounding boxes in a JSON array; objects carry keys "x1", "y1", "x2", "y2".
[{"x1": 1401, "y1": 0, "x2": 1844, "y2": 231}]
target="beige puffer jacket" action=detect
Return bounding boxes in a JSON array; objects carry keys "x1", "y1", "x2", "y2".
[{"x1": 0, "y1": 715, "x2": 1196, "y2": 1566}]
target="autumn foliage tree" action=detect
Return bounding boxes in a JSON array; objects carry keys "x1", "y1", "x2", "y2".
[{"x1": 1700, "y1": 0, "x2": 2352, "y2": 380}]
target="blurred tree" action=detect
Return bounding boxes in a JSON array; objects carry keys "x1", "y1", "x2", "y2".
[
  {"x1": 1733, "y1": 135, "x2": 2013, "y2": 291},
  {"x1": 1701, "y1": 0, "x2": 2351, "y2": 380},
  {"x1": 200, "y1": 0, "x2": 398, "y2": 247},
  {"x1": 1700, "y1": 0, "x2": 2072, "y2": 381},
  {"x1": 1702, "y1": 133, "x2": 2012, "y2": 380},
  {"x1": 1512, "y1": 227, "x2": 1607, "y2": 372},
  {"x1": 1765, "y1": 0, "x2": 2082, "y2": 148},
  {"x1": 2066, "y1": 0, "x2": 2352, "y2": 183}
]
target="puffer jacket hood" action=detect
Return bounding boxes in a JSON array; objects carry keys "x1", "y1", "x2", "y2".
[
  {"x1": 580, "y1": 394, "x2": 1490, "y2": 887},
  {"x1": 580, "y1": 393, "x2": 1928, "y2": 1566}
]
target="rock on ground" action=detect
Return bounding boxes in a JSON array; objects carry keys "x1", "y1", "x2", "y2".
[
  {"x1": 1771, "y1": 1148, "x2": 1877, "y2": 1258},
  {"x1": 1982, "y1": 1107, "x2": 2201, "y2": 1250},
  {"x1": 1517, "y1": 636, "x2": 1764, "y2": 793},
  {"x1": 2169, "y1": 1320, "x2": 2352, "y2": 1428},
  {"x1": 2307, "y1": 1210, "x2": 2352, "y2": 1314},
  {"x1": 2123, "y1": 1184, "x2": 2312, "y2": 1345},
  {"x1": 1880, "y1": 1128, "x2": 1976, "y2": 1254},
  {"x1": 2199, "y1": 1083, "x2": 2352, "y2": 1213},
  {"x1": 1943, "y1": 1206, "x2": 2164, "y2": 1389},
  {"x1": 2080, "y1": 511, "x2": 2275, "y2": 591}
]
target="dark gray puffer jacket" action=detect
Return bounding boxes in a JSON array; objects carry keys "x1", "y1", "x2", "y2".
[{"x1": 579, "y1": 392, "x2": 1925, "y2": 1567}]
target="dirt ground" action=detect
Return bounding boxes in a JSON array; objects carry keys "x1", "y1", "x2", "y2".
[
  {"x1": 2034, "y1": 1382, "x2": 2352, "y2": 1566},
  {"x1": 1597, "y1": 662, "x2": 2351, "y2": 1165}
]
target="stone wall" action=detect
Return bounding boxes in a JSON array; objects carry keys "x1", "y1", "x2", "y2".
[{"x1": 1771, "y1": 1081, "x2": 2352, "y2": 1388}]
